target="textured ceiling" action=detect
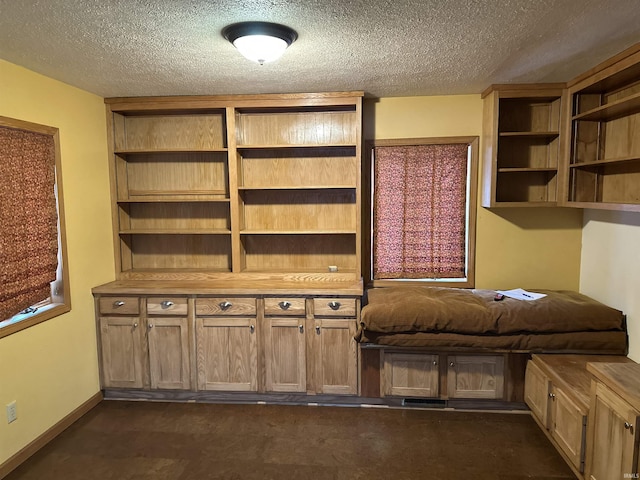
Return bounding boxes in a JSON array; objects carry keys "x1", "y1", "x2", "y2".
[{"x1": 0, "y1": 0, "x2": 639, "y2": 98}]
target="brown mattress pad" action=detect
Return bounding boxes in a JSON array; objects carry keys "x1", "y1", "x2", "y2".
[{"x1": 356, "y1": 287, "x2": 627, "y2": 353}]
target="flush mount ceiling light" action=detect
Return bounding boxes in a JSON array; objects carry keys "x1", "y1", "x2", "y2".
[{"x1": 222, "y1": 21, "x2": 298, "y2": 65}]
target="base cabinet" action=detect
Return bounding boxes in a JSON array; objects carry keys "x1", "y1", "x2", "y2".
[
  {"x1": 94, "y1": 289, "x2": 361, "y2": 397},
  {"x1": 586, "y1": 363, "x2": 640, "y2": 480},
  {"x1": 525, "y1": 355, "x2": 638, "y2": 480},
  {"x1": 525, "y1": 358, "x2": 588, "y2": 472},
  {"x1": 381, "y1": 352, "x2": 505, "y2": 400},
  {"x1": 99, "y1": 316, "x2": 145, "y2": 389},
  {"x1": 99, "y1": 314, "x2": 191, "y2": 390}
]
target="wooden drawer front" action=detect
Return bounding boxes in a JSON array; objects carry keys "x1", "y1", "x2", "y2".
[
  {"x1": 99, "y1": 296, "x2": 140, "y2": 315},
  {"x1": 264, "y1": 298, "x2": 306, "y2": 316},
  {"x1": 196, "y1": 297, "x2": 256, "y2": 316},
  {"x1": 147, "y1": 297, "x2": 188, "y2": 316},
  {"x1": 313, "y1": 298, "x2": 356, "y2": 317}
]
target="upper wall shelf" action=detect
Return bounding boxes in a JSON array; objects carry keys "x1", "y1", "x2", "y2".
[
  {"x1": 105, "y1": 92, "x2": 364, "y2": 281},
  {"x1": 481, "y1": 85, "x2": 565, "y2": 207},
  {"x1": 564, "y1": 44, "x2": 640, "y2": 212}
]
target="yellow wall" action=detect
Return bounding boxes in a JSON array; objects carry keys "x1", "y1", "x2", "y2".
[
  {"x1": 0, "y1": 60, "x2": 113, "y2": 464},
  {"x1": 365, "y1": 96, "x2": 584, "y2": 290},
  {"x1": 580, "y1": 210, "x2": 640, "y2": 361}
]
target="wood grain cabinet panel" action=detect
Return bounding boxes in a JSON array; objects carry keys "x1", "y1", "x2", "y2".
[
  {"x1": 99, "y1": 317, "x2": 144, "y2": 389},
  {"x1": 147, "y1": 317, "x2": 191, "y2": 390},
  {"x1": 313, "y1": 318, "x2": 358, "y2": 395},
  {"x1": 525, "y1": 359, "x2": 551, "y2": 428},
  {"x1": 264, "y1": 297, "x2": 306, "y2": 316},
  {"x1": 313, "y1": 298, "x2": 356, "y2": 317},
  {"x1": 383, "y1": 353, "x2": 439, "y2": 397},
  {"x1": 99, "y1": 296, "x2": 140, "y2": 315},
  {"x1": 549, "y1": 386, "x2": 587, "y2": 471},
  {"x1": 264, "y1": 317, "x2": 306, "y2": 393},
  {"x1": 447, "y1": 355, "x2": 505, "y2": 399},
  {"x1": 196, "y1": 317, "x2": 257, "y2": 392},
  {"x1": 147, "y1": 297, "x2": 188, "y2": 316},
  {"x1": 196, "y1": 297, "x2": 256, "y2": 316}
]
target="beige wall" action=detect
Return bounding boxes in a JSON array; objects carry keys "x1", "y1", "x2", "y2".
[
  {"x1": 580, "y1": 210, "x2": 640, "y2": 361},
  {"x1": 0, "y1": 60, "x2": 113, "y2": 464},
  {"x1": 364, "y1": 95, "x2": 584, "y2": 290}
]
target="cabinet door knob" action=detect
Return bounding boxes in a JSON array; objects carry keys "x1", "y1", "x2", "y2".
[
  {"x1": 278, "y1": 301, "x2": 291, "y2": 310},
  {"x1": 549, "y1": 393, "x2": 556, "y2": 399},
  {"x1": 219, "y1": 301, "x2": 233, "y2": 311},
  {"x1": 299, "y1": 324, "x2": 304, "y2": 333},
  {"x1": 250, "y1": 324, "x2": 255, "y2": 333},
  {"x1": 449, "y1": 362, "x2": 455, "y2": 367},
  {"x1": 433, "y1": 361, "x2": 438, "y2": 366},
  {"x1": 328, "y1": 301, "x2": 341, "y2": 310},
  {"x1": 133, "y1": 322, "x2": 138, "y2": 328},
  {"x1": 161, "y1": 300, "x2": 174, "y2": 309},
  {"x1": 113, "y1": 300, "x2": 125, "y2": 307},
  {"x1": 315, "y1": 325, "x2": 321, "y2": 335},
  {"x1": 148, "y1": 324, "x2": 153, "y2": 329},
  {"x1": 624, "y1": 422, "x2": 633, "y2": 430}
]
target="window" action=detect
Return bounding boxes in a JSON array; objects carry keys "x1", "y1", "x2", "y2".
[
  {"x1": 366, "y1": 137, "x2": 478, "y2": 287},
  {"x1": 0, "y1": 116, "x2": 70, "y2": 338}
]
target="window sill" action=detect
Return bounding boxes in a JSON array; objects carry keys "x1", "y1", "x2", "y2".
[
  {"x1": 370, "y1": 278, "x2": 474, "y2": 288},
  {"x1": 0, "y1": 303, "x2": 71, "y2": 339}
]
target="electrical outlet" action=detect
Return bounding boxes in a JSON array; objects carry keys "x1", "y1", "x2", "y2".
[{"x1": 6, "y1": 401, "x2": 17, "y2": 424}]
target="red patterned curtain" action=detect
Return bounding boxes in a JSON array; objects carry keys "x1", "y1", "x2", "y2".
[
  {"x1": 0, "y1": 126, "x2": 58, "y2": 320},
  {"x1": 373, "y1": 144, "x2": 468, "y2": 279}
]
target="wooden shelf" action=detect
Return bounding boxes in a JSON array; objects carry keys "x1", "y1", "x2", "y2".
[
  {"x1": 499, "y1": 131, "x2": 559, "y2": 138},
  {"x1": 490, "y1": 201, "x2": 558, "y2": 208},
  {"x1": 127, "y1": 190, "x2": 227, "y2": 197},
  {"x1": 115, "y1": 148, "x2": 228, "y2": 155},
  {"x1": 498, "y1": 167, "x2": 558, "y2": 173},
  {"x1": 238, "y1": 185, "x2": 356, "y2": 191},
  {"x1": 117, "y1": 198, "x2": 230, "y2": 203},
  {"x1": 569, "y1": 156, "x2": 640, "y2": 168},
  {"x1": 482, "y1": 86, "x2": 563, "y2": 207},
  {"x1": 573, "y1": 91, "x2": 640, "y2": 122},
  {"x1": 240, "y1": 230, "x2": 356, "y2": 235},
  {"x1": 237, "y1": 144, "x2": 357, "y2": 150},
  {"x1": 566, "y1": 47, "x2": 640, "y2": 210},
  {"x1": 120, "y1": 229, "x2": 231, "y2": 235},
  {"x1": 106, "y1": 92, "x2": 363, "y2": 280}
]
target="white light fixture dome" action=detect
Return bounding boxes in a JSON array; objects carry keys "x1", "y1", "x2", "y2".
[{"x1": 222, "y1": 22, "x2": 298, "y2": 65}]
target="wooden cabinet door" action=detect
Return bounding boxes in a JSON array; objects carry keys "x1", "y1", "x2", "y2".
[
  {"x1": 549, "y1": 386, "x2": 587, "y2": 472},
  {"x1": 264, "y1": 318, "x2": 306, "y2": 393},
  {"x1": 147, "y1": 317, "x2": 191, "y2": 390},
  {"x1": 588, "y1": 383, "x2": 640, "y2": 480},
  {"x1": 525, "y1": 360, "x2": 551, "y2": 428},
  {"x1": 196, "y1": 317, "x2": 257, "y2": 392},
  {"x1": 99, "y1": 317, "x2": 144, "y2": 389},
  {"x1": 382, "y1": 353, "x2": 439, "y2": 397},
  {"x1": 313, "y1": 318, "x2": 358, "y2": 395},
  {"x1": 447, "y1": 355, "x2": 504, "y2": 399}
]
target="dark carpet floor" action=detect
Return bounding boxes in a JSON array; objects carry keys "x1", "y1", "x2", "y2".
[{"x1": 5, "y1": 400, "x2": 575, "y2": 480}]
